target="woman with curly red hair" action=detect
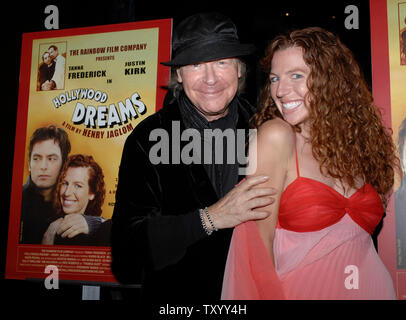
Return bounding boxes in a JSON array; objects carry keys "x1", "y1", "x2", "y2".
[
  {"x1": 42, "y1": 154, "x2": 108, "y2": 246},
  {"x1": 222, "y1": 27, "x2": 399, "y2": 299}
]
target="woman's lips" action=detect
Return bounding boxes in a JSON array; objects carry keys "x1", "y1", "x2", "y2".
[
  {"x1": 282, "y1": 101, "x2": 303, "y2": 114},
  {"x1": 62, "y1": 199, "x2": 75, "y2": 207}
]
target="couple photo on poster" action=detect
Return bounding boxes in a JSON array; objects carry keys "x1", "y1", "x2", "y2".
[
  {"x1": 19, "y1": 124, "x2": 111, "y2": 247},
  {"x1": 37, "y1": 43, "x2": 66, "y2": 91}
]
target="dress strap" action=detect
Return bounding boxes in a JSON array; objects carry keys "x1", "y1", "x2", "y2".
[{"x1": 294, "y1": 132, "x2": 300, "y2": 177}]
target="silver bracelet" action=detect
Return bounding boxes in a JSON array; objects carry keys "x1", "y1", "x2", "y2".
[
  {"x1": 199, "y1": 208, "x2": 213, "y2": 235},
  {"x1": 204, "y1": 207, "x2": 218, "y2": 232}
]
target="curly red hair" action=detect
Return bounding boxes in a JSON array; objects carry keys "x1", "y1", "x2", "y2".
[
  {"x1": 54, "y1": 154, "x2": 105, "y2": 216},
  {"x1": 252, "y1": 27, "x2": 399, "y2": 206}
]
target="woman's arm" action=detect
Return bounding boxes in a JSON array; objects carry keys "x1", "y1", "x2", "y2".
[{"x1": 249, "y1": 118, "x2": 294, "y2": 265}]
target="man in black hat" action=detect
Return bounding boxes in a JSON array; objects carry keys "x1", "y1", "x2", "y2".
[{"x1": 111, "y1": 12, "x2": 276, "y2": 301}]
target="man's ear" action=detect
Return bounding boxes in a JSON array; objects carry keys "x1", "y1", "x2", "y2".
[
  {"x1": 237, "y1": 60, "x2": 242, "y2": 79},
  {"x1": 176, "y1": 68, "x2": 183, "y2": 83}
]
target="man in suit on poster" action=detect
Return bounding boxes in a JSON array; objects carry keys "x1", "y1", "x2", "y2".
[{"x1": 20, "y1": 125, "x2": 71, "y2": 244}]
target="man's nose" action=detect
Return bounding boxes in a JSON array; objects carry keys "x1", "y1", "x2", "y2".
[
  {"x1": 40, "y1": 158, "x2": 48, "y2": 169},
  {"x1": 202, "y1": 63, "x2": 218, "y2": 85}
]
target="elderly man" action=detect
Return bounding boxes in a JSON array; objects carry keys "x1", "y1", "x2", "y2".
[{"x1": 111, "y1": 12, "x2": 275, "y2": 301}]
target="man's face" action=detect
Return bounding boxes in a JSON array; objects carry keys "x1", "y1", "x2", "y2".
[
  {"x1": 29, "y1": 139, "x2": 63, "y2": 191},
  {"x1": 176, "y1": 58, "x2": 241, "y2": 121},
  {"x1": 48, "y1": 47, "x2": 58, "y2": 59}
]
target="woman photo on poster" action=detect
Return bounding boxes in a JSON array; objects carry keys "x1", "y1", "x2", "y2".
[{"x1": 42, "y1": 154, "x2": 111, "y2": 246}]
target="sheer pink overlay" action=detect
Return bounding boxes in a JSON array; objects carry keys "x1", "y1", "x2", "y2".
[{"x1": 221, "y1": 136, "x2": 396, "y2": 300}]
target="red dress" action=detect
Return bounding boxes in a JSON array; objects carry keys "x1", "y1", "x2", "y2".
[{"x1": 222, "y1": 139, "x2": 396, "y2": 300}]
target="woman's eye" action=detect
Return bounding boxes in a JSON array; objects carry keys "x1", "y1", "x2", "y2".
[
  {"x1": 270, "y1": 76, "x2": 279, "y2": 83},
  {"x1": 292, "y1": 74, "x2": 304, "y2": 79}
]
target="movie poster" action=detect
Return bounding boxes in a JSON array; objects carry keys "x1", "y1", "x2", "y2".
[
  {"x1": 6, "y1": 19, "x2": 172, "y2": 283},
  {"x1": 371, "y1": 0, "x2": 406, "y2": 299}
]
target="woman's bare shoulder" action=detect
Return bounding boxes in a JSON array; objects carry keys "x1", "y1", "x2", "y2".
[{"x1": 256, "y1": 118, "x2": 295, "y2": 147}]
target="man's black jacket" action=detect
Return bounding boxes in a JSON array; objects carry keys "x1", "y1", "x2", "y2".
[{"x1": 111, "y1": 93, "x2": 254, "y2": 301}]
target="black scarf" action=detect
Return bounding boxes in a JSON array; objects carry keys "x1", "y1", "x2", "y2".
[{"x1": 178, "y1": 91, "x2": 239, "y2": 198}]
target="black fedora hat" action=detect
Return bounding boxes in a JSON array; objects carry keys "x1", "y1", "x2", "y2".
[{"x1": 162, "y1": 12, "x2": 255, "y2": 67}]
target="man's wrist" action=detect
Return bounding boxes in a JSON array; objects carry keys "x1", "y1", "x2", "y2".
[{"x1": 199, "y1": 207, "x2": 217, "y2": 235}]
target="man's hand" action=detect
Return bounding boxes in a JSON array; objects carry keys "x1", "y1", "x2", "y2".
[
  {"x1": 206, "y1": 175, "x2": 276, "y2": 230},
  {"x1": 42, "y1": 218, "x2": 64, "y2": 245}
]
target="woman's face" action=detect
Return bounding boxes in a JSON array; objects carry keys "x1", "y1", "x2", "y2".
[
  {"x1": 43, "y1": 53, "x2": 52, "y2": 65},
  {"x1": 270, "y1": 46, "x2": 311, "y2": 130},
  {"x1": 60, "y1": 166, "x2": 95, "y2": 215}
]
